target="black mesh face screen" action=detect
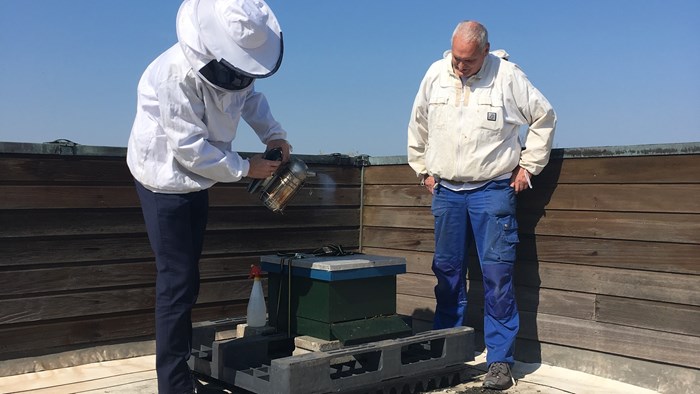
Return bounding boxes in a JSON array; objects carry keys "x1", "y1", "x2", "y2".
[
  {"x1": 197, "y1": 34, "x2": 284, "y2": 91},
  {"x1": 199, "y1": 59, "x2": 255, "y2": 91}
]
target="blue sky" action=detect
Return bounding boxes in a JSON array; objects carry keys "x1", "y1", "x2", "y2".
[{"x1": 1, "y1": 1, "x2": 698, "y2": 157}]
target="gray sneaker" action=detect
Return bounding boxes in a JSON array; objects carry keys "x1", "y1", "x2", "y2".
[{"x1": 483, "y1": 362, "x2": 515, "y2": 390}]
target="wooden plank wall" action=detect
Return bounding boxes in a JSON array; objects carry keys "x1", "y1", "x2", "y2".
[
  {"x1": 361, "y1": 151, "x2": 700, "y2": 386},
  {"x1": 0, "y1": 149, "x2": 361, "y2": 362}
]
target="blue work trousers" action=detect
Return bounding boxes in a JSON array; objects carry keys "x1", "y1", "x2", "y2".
[
  {"x1": 431, "y1": 179, "x2": 519, "y2": 366},
  {"x1": 135, "y1": 181, "x2": 209, "y2": 394}
]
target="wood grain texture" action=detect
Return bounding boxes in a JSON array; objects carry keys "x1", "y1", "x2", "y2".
[
  {"x1": 0, "y1": 153, "x2": 362, "y2": 359},
  {"x1": 364, "y1": 206, "x2": 700, "y2": 244},
  {"x1": 2, "y1": 150, "x2": 699, "y2": 376},
  {"x1": 396, "y1": 274, "x2": 595, "y2": 321},
  {"x1": 362, "y1": 206, "x2": 432, "y2": 229},
  {"x1": 516, "y1": 261, "x2": 699, "y2": 305},
  {"x1": 396, "y1": 293, "x2": 435, "y2": 321},
  {"x1": 362, "y1": 155, "x2": 700, "y2": 185},
  {"x1": 0, "y1": 157, "x2": 132, "y2": 183},
  {"x1": 365, "y1": 183, "x2": 700, "y2": 214},
  {"x1": 362, "y1": 227, "x2": 700, "y2": 274},
  {"x1": 534, "y1": 155, "x2": 700, "y2": 184},
  {"x1": 0, "y1": 279, "x2": 258, "y2": 324},
  {"x1": 468, "y1": 281, "x2": 596, "y2": 321},
  {"x1": 0, "y1": 304, "x2": 245, "y2": 360},
  {"x1": 360, "y1": 247, "x2": 433, "y2": 275},
  {"x1": 0, "y1": 158, "x2": 360, "y2": 186},
  {"x1": 0, "y1": 207, "x2": 359, "y2": 237},
  {"x1": 1, "y1": 228, "x2": 359, "y2": 267},
  {"x1": 516, "y1": 235, "x2": 700, "y2": 274},
  {"x1": 0, "y1": 185, "x2": 360, "y2": 209},
  {"x1": 362, "y1": 227, "x2": 434, "y2": 252},
  {"x1": 363, "y1": 184, "x2": 431, "y2": 207},
  {"x1": 514, "y1": 311, "x2": 700, "y2": 369},
  {"x1": 404, "y1": 301, "x2": 700, "y2": 369},
  {"x1": 518, "y1": 210, "x2": 700, "y2": 243},
  {"x1": 0, "y1": 185, "x2": 142, "y2": 209},
  {"x1": 0, "y1": 256, "x2": 266, "y2": 297},
  {"x1": 595, "y1": 295, "x2": 700, "y2": 336},
  {"x1": 363, "y1": 155, "x2": 700, "y2": 375},
  {"x1": 519, "y1": 184, "x2": 700, "y2": 213}
]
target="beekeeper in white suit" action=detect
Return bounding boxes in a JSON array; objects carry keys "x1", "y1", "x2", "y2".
[{"x1": 126, "y1": 0, "x2": 290, "y2": 392}]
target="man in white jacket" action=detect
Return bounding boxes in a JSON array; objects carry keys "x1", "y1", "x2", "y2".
[
  {"x1": 407, "y1": 21, "x2": 556, "y2": 390},
  {"x1": 126, "y1": 0, "x2": 290, "y2": 392}
]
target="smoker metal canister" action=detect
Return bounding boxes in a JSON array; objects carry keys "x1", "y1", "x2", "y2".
[{"x1": 258, "y1": 157, "x2": 315, "y2": 213}]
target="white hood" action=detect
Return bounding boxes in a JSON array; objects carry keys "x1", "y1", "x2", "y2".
[
  {"x1": 176, "y1": 0, "x2": 283, "y2": 77},
  {"x1": 176, "y1": 0, "x2": 215, "y2": 73}
]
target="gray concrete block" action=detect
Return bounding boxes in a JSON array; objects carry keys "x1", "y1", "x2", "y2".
[
  {"x1": 236, "y1": 324, "x2": 276, "y2": 338},
  {"x1": 190, "y1": 319, "x2": 474, "y2": 394},
  {"x1": 293, "y1": 335, "x2": 342, "y2": 354}
]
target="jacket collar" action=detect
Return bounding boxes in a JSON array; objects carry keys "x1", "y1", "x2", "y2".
[{"x1": 439, "y1": 51, "x2": 497, "y2": 88}]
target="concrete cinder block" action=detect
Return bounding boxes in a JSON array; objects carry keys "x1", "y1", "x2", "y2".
[
  {"x1": 293, "y1": 335, "x2": 342, "y2": 353},
  {"x1": 191, "y1": 319, "x2": 475, "y2": 394},
  {"x1": 269, "y1": 326, "x2": 475, "y2": 394},
  {"x1": 213, "y1": 333, "x2": 291, "y2": 380},
  {"x1": 236, "y1": 324, "x2": 276, "y2": 338}
]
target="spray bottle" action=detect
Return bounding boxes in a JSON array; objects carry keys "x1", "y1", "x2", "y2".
[{"x1": 247, "y1": 264, "x2": 267, "y2": 327}]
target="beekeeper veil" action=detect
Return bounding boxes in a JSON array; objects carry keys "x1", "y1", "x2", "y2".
[{"x1": 176, "y1": 0, "x2": 283, "y2": 90}]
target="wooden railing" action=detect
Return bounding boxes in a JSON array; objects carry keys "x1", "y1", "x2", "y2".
[
  {"x1": 361, "y1": 143, "x2": 700, "y2": 393},
  {"x1": 1, "y1": 140, "x2": 698, "y2": 392},
  {"x1": 0, "y1": 141, "x2": 361, "y2": 368}
]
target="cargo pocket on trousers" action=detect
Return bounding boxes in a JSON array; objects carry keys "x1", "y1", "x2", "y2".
[{"x1": 496, "y1": 216, "x2": 519, "y2": 263}]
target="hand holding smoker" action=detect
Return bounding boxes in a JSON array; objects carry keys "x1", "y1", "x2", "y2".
[{"x1": 247, "y1": 148, "x2": 316, "y2": 213}]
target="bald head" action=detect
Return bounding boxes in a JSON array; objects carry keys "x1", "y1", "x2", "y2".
[
  {"x1": 452, "y1": 21, "x2": 489, "y2": 51},
  {"x1": 450, "y1": 21, "x2": 490, "y2": 78}
]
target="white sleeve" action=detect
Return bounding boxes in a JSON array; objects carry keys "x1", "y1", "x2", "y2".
[
  {"x1": 158, "y1": 79, "x2": 250, "y2": 182},
  {"x1": 242, "y1": 85, "x2": 288, "y2": 144},
  {"x1": 407, "y1": 73, "x2": 431, "y2": 177},
  {"x1": 511, "y1": 66, "x2": 557, "y2": 176}
]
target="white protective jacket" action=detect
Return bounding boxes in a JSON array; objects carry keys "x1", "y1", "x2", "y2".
[
  {"x1": 407, "y1": 51, "x2": 556, "y2": 182},
  {"x1": 126, "y1": 44, "x2": 286, "y2": 193}
]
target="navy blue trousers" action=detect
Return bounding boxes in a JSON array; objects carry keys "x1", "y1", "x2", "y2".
[
  {"x1": 431, "y1": 179, "x2": 519, "y2": 366},
  {"x1": 135, "y1": 181, "x2": 209, "y2": 394}
]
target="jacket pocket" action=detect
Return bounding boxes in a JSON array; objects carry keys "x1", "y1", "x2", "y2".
[
  {"x1": 476, "y1": 94, "x2": 504, "y2": 132},
  {"x1": 428, "y1": 95, "x2": 450, "y2": 131}
]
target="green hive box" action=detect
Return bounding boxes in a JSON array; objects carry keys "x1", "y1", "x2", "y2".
[{"x1": 261, "y1": 254, "x2": 412, "y2": 344}]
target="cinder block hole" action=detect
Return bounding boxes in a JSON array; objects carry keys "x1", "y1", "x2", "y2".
[
  {"x1": 400, "y1": 338, "x2": 445, "y2": 364},
  {"x1": 328, "y1": 350, "x2": 382, "y2": 379}
]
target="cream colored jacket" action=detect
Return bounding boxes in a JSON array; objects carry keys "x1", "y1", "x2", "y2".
[{"x1": 407, "y1": 51, "x2": 556, "y2": 182}]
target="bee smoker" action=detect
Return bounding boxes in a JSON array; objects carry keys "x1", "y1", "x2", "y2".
[{"x1": 247, "y1": 148, "x2": 316, "y2": 213}]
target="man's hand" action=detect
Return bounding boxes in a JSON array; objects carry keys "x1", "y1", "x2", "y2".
[
  {"x1": 266, "y1": 139, "x2": 292, "y2": 162},
  {"x1": 422, "y1": 175, "x2": 437, "y2": 195},
  {"x1": 248, "y1": 154, "x2": 282, "y2": 179},
  {"x1": 510, "y1": 166, "x2": 532, "y2": 194}
]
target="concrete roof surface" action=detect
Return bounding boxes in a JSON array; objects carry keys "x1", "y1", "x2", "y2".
[{"x1": 0, "y1": 351, "x2": 659, "y2": 394}]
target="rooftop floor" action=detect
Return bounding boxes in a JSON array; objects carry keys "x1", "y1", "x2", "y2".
[{"x1": 0, "y1": 351, "x2": 658, "y2": 394}]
